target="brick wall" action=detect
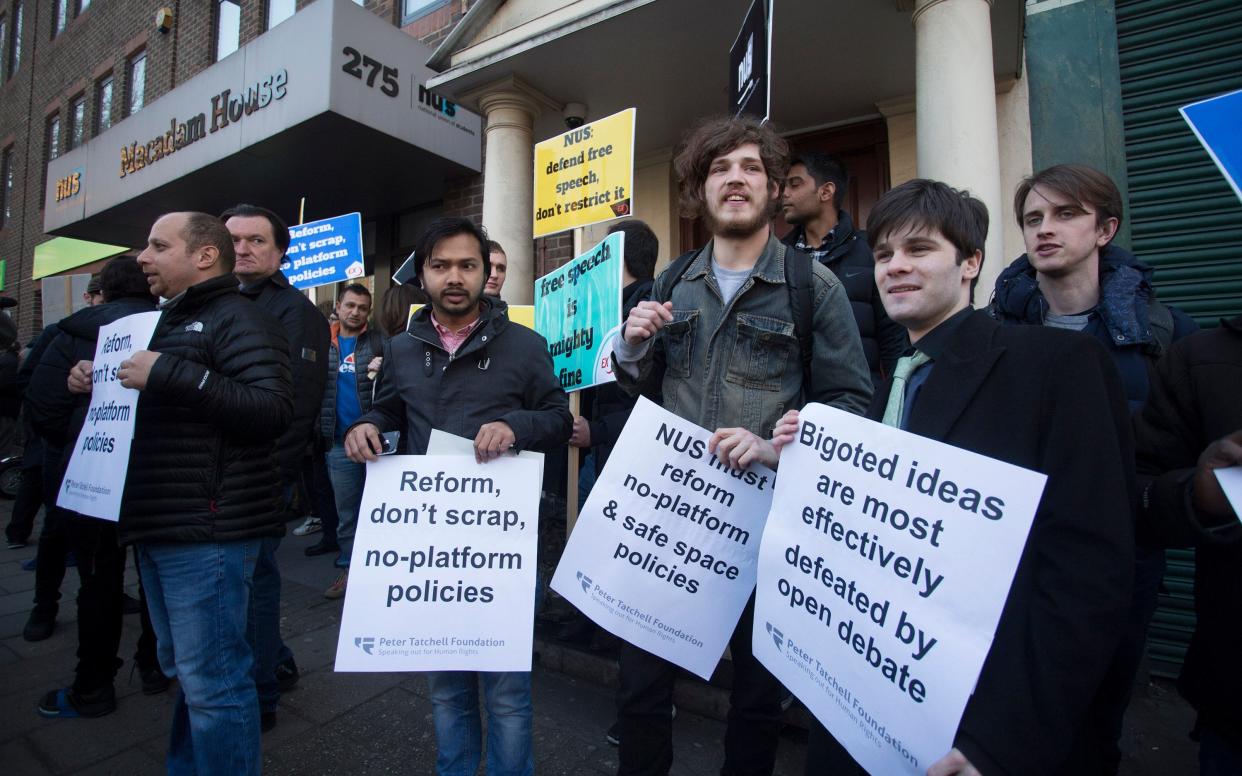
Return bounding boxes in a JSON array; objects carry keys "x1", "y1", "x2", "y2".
[{"x1": 0, "y1": 0, "x2": 482, "y2": 339}]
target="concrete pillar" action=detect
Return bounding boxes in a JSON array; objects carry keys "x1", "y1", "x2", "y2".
[
  {"x1": 913, "y1": 0, "x2": 1004, "y2": 296},
  {"x1": 466, "y1": 76, "x2": 559, "y2": 304}
]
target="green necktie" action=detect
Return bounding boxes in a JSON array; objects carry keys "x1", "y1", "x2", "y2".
[{"x1": 881, "y1": 351, "x2": 931, "y2": 428}]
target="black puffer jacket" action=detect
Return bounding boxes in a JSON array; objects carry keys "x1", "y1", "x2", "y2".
[
  {"x1": 782, "y1": 210, "x2": 906, "y2": 385},
  {"x1": 354, "y1": 298, "x2": 571, "y2": 455},
  {"x1": 26, "y1": 296, "x2": 158, "y2": 453},
  {"x1": 239, "y1": 271, "x2": 329, "y2": 481},
  {"x1": 120, "y1": 274, "x2": 293, "y2": 545}
]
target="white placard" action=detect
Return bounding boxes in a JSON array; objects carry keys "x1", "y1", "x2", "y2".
[
  {"x1": 753, "y1": 403, "x2": 1046, "y2": 774},
  {"x1": 1215, "y1": 465, "x2": 1242, "y2": 520},
  {"x1": 334, "y1": 454, "x2": 541, "y2": 672},
  {"x1": 551, "y1": 396, "x2": 775, "y2": 679},
  {"x1": 58, "y1": 311, "x2": 162, "y2": 521}
]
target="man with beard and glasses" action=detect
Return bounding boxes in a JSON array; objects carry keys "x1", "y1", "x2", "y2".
[{"x1": 610, "y1": 115, "x2": 872, "y2": 776}]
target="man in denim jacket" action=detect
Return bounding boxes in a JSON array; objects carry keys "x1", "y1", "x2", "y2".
[{"x1": 611, "y1": 115, "x2": 872, "y2": 776}]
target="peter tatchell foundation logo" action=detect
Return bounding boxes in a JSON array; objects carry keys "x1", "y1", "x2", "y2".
[
  {"x1": 765, "y1": 622, "x2": 784, "y2": 651},
  {"x1": 576, "y1": 571, "x2": 593, "y2": 594},
  {"x1": 354, "y1": 637, "x2": 375, "y2": 655}
]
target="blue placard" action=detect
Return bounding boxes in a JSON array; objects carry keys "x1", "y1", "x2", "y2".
[
  {"x1": 1181, "y1": 89, "x2": 1242, "y2": 205},
  {"x1": 280, "y1": 212, "x2": 365, "y2": 290}
]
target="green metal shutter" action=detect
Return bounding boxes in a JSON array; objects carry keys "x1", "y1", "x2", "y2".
[{"x1": 1116, "y1": 0, "x2": 1242, "y2": 678}]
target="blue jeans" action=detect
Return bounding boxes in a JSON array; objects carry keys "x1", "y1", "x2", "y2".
[
  {"x1": 247, "y1": 535, "x2": 292, "y2": 713},
  {"x1": 138, "y1": 540, "x2": 261, "y2": 776},
  {"x1": 426, "y1": 671, "x2": 533, "y2": 776},
  {"x1": 326, "y1": 444, "x2": 364, "y2": 569}
]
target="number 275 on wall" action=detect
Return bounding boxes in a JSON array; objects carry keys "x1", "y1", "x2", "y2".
[{"x1": 341, "y1": 47, "x2": 399, "y2": 98}]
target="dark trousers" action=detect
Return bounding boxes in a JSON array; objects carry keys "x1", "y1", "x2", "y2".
[
  {"x1": 617, "y1": 595, "x2": 783, "y2": 776},
  {"x1": 32, "y1": 507, "x2": 70, "y2": 616},
  {"x1": 305, "y1": 451, "x2": 340, "y2": 541},
  {"x1": 69, "y1": 516, "x2": 125, "y2": 693},
  {"x1": 5, "y1": 464, "x2": 43, "y2": 544}
]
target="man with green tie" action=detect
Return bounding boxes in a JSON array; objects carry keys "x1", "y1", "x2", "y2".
[{"x1": 796, "y1": 179, "x2": 1136, "y2": 776}]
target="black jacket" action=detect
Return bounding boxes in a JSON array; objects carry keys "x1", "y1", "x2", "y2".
[
  {"x1": 239, "y1": 271, "x2": 329, "y2": 482},
  {"x1": 867, "y1": 309, "x2": 1134, "y2": 775},
  {"x1": 354, "y1": 298, "x2": 571, "y2": 455},
  {"x1": 581, "y1": 278, "x2": 654, "y2": 471},
  {"x1": 26, "y1": 296, "x2": 159, "y2": 455},
  {"x1": 120, "y1": 275, "x2": 293, "y2": 545},
  {"x1": 1133, "y1": 315, "x2": 1242, "y2": 749},
  {"x1": 782, "y1": 210, "x2": 906, "y2": 384}
]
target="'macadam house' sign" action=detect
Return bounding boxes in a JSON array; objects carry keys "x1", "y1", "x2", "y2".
[{"x1": 119, "y1": 70, "x2": 288, "y2": 178}]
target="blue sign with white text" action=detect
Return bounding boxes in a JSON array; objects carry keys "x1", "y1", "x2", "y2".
[
  {"x1": 1181, "y1": 89, "x2": 1242, "y2": 205},
  {"x1": 280, "y1": 212, "x2": 365, "y2": 290}
]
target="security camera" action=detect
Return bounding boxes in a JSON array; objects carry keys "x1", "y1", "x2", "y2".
[{"x1": 562, "y1": 103, "x2": 587, "y2": 129}]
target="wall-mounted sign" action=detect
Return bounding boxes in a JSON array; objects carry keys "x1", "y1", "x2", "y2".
[
  {"x1": 119, "y1": 70, "x2": 288, "y2": 178},
  {"x1": 55, "y1": 168, "x2": 83, "y2": 201},
  {"x1": 280, "y1": 212, "x2": 365, "y2": 290},
  {"x1": 730, "y1": 0, "x2": 772, "y2": 122}
]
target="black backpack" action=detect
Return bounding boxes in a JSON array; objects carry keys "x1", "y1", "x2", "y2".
[{"x1": 656, "y1": 244, "x2": 815, "y2": 390}]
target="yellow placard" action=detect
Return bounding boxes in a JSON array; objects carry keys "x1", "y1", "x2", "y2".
[
  {"x1": 533, "y1": 108, "x2": 636, "y2": 238},
  {"x1": 408, "y1": 304, "x2": 534, "y2": 330}
]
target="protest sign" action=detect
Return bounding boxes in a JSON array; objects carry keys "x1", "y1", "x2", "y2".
[
  {"x1": 280, "y1": 212, "x2": 365, "y2": 290},
  {"x1": 1181, "y1": 89, "x2": 1242, "y2": 204},
  {"x1": 1216, "y1": 466, "x2": 1242, "y2": 521},
  {"x1": 58, "y1": 311, "x2": 162, "y2": 521},
  {"x1": 551, "y1": 397, "x2": 774, "y2": 679},
  {"x1": 335, "y1": 455, "x2": 542, "y2": 672},
  {"x1": 533, "y1": 108, "x2": 635, "y2": 238},
  {"x1": 753, "y1": 403, "x2": 1046, "y2": 774},
  {"x1": 534, "y1": 232, "x2": 623, "y2": 392}
]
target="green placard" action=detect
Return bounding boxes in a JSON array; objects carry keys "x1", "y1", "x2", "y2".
[{"x1": 534, "y1": 232, "x2": 624, "y2": 392}]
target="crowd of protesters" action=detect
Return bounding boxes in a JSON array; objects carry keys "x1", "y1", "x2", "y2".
[{"x1": 0, "y1": 112, "x2": 1238, "y2": 776}]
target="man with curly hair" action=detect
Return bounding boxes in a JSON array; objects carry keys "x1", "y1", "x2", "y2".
[{"x1": 611, "y1": 115, "x2": 871, "y2": 776}]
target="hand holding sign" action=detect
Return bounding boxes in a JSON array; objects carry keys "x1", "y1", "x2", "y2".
[
  {"x1": 928, "y1": 749, "x2": 982, "y2": 776},
  {"x1": 474, "y1": 422, "x2": 516, "y2": 463},
  {"x1": 624, "y1": 300, "x2": 673, "y2": 346},
  {"x1": 69, "y1": 360, "x2": 94, "y2": 394},
  {"x1": 118, "y1": 350, "x2": 161, "y2": 390},
  {"x1": 1195, "y1": 429, "x2": 1242, "y2": 517}
]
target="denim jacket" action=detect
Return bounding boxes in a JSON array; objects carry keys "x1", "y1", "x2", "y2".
[{"x1": 615, "y1": 235, "x2": 872, "y2": 435}]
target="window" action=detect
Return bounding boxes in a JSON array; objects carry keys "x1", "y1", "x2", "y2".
[
  {"x1": 8, "y1": 1, "x2": 22, "y2": 77},
  {"x1": 126, "y1": 50, "x2": 145, "y2": 116},
  {"x1": 1, "y1": 146, "x2": 13, "y2": 228},
  {"x1": 95, "y1": 74, "x2": 113, "y2": 134},
  {"x1": 216, "y1": 0, "x2": 240, "y2": 62},
  {"x1": 53, "y1": 0, "x2": 68, "y2": 37},
  {"x1": 68, "y1": 94, "x2": 86, "y2": 149},
  {"x1": 267, "y1": 0, "x2": 295, "y2": 30},
  {"x1": 402, "y1": 0, "x2": 447, "y2": 23},
  {"x1": 47, "y1": 114, "x2": 61, "y2": 161}
]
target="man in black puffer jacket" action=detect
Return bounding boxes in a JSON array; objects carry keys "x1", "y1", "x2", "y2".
[
  {"x1": 780, "y1": 151, "x2": 907, "y2": 385},
  {"x1": 225, "y1": 203, "x2": 330, "y2": 728},
  {"x1": 28, "y1": 255, "x2": 159, "y2": 719},
  {"x1": 67, "y1": 212, "x2": 291, "y2": 774}
]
